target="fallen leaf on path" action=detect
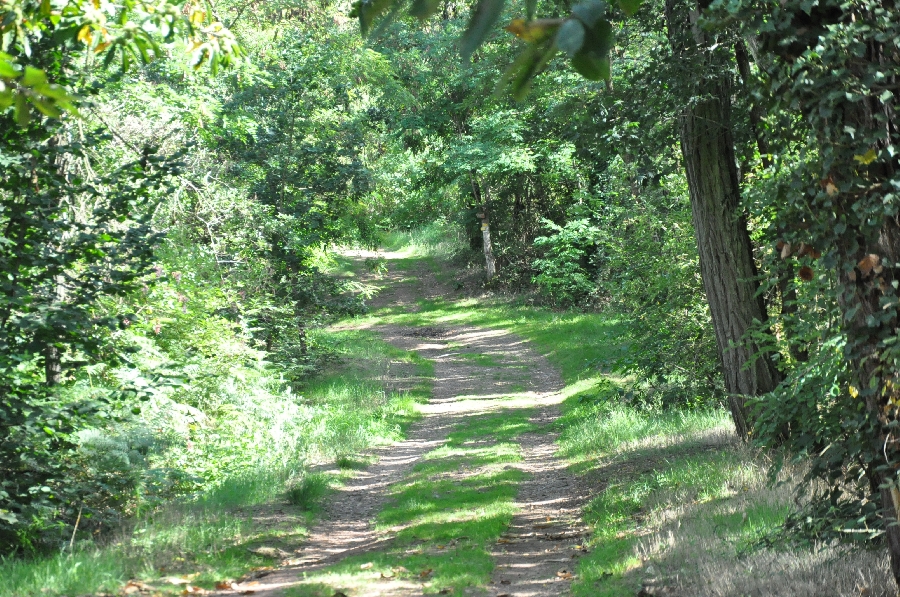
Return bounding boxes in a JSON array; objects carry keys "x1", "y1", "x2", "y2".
[
  {"x1": 164, "y1": 577, "x2": 194, "y2": 586},
  {"x1": 181, "y1": 586, "x2": 206, "y2": 595},
  {"x1": 122, "y1": 581, "x2": 151, "y2": 594},
  {"x1": 419, "y1": 568, "x2": 433, "y2": 579},
  {"x1": 556, "y1": 569, "x2": 574, "y2": 580},
  {"x1": 437, "y1": 544, "x2": 445, "y2": 549},
  {"x1": 214, "y1": 582, "x2": 236, "y2": 590},
  {"x1": 392, "y1": 566, "x2": 409, "y2": 574},
  {"x1": 248, "y1": 546, "x2": 288, "y2": 558},
  {"x1": 497, "y1": 538, "x2": 512, "y2": 543},
  {"x1": 360, "y1": 562, "x2": 373, "y2": 570},
  {"x1": 238, "y1": 568, "x2": 273, "y2": 583},
  {"x1": 380, "y1": 572, "x2": 394, "y2": 579}
]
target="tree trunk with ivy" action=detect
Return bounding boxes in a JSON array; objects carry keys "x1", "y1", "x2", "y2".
[
  {"x1": 723, "y1": 0, "x2": 900, "y2": 583},
  {"x1": 665, "y1": 0, "x2": 781, "y2": 438},
  {"x1": 832, "y1": 66, "x2": 900, "y2": 592}
]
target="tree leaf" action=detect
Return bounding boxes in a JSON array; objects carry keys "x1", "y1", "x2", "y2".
[
  {"x1": 351, "y1": 0, "x2": 396, "y2": 36},
  {"x1": 14, "y1": 92, "x2": 30, "y2": 126},
  {"x1": 853, "y1": 149, "x2": 877, "y2": 165},
  {"x1": 618, "y1": 0, "x2": 642, "y2": 16},
  {"x1": 494, "y1": 38, "x2": 555, "y2": 100},
  {"x1": 556, "y1": 19, "x2": 585, "y2": 56},
  {"x1": 505, "y1": 18, "x2": 562, "y2": 42},
  {"x1": 571, "y1": 52, "x2": 609, "y2": 80},
  {"x1": 582, "y1": 18, "x2": 613, "y2": 56},
  {"x1": 21, "y1": 66, "x2": 47, "y2": 87},
  {"x1": 31, "y1": 97, "x2": 62, "y2": 118},
  {"x1": 409, "y1": 0, "x2": 441, "y2": 19},
  {"x1": 0, "y1": 57, "x2": 21, "y2": 79},
  {"x1": 461, "y1": 0, "x2": 506, "y2": 62},
  {"x1": 571, "y1": 0, "x2": 608, "y2": 28}
]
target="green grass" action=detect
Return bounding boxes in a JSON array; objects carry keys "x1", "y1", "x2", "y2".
[
  {"x1": 287, "y1": 410, "x2": 534, "y2": 597},
  {"x1": 0, "y1": 328, "x2": 434, "y2": 597},
  {"x1": 0, "y1": 467, "x2": 317, "y2": 596},
  {"x1": 381, "y1": 222, "x2": 467, "y2": 260},
  {"x1": 456, "y1": 350, "x2": 505, "y2": 367},
  {"x1": 299, "y1": 328, "x2": 433, "y2": 460},
  {"x1": 339, "y1": 232, "x2": 872, "y2": 596},
  {"x1": 355, "y1": 296, "x2": 623, "y2": 384},
  {"x1": 286, "y1": 473, "x2": 331, "y2": 509}
]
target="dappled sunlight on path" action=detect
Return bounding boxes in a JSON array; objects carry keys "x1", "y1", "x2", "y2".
[{"x1": 212, "y1": 251, "x2": 592, "y2": 597}]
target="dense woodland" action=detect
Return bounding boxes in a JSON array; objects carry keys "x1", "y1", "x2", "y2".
[{"x1": 1, "y1": 0, "x2": 900, "y2": 593}]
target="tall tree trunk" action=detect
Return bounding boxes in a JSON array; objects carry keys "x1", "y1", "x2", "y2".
[
  {"x1": 470, "y1": 173, "x2": 497, "y2": 281},
  {"x1": 665, "y1": 0, "x2": 781, "y2": 438},
  {"x1": 44, "y1": 345, "x2": 61, "y2": 386},
  {"x1": 482, "y1": 216, "x2": 496, "y2": 282},
  {"x1": 834, "y1": 88, "x2": 900, "y2": 591}
]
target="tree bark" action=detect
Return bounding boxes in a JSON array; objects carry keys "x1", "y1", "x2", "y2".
[
  {"x1": 665, "y1": 0, "x2": 781, "y2": 438},
  {"x1": 482, "y1": 216, "x2": 496, "y2": 282},
  {"x1": 44, "y1": 345, "x2": 61, "y2": 386},
  {"x1": 470, "y1": 173, "x2": 497, "y2": 281}
]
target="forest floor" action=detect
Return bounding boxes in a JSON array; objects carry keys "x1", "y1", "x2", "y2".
[
  {"x1": 7, "y1": 242, "x2": 893, "y2": 597},
  {"x1": 201, "y1": 246, "x2": 896, "y2": 597},
  {"x1": 217, "y1": 249, "x2": 593, "y2": 597}
]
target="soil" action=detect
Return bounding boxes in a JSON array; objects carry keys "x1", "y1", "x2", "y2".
[{"x1": 222, "y1": 250, "x2": 593, "y2": 597}]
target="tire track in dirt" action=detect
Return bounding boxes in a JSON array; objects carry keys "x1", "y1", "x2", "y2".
[{"x1": 221, "y1": 251, "x2": 592, "y2": 597}]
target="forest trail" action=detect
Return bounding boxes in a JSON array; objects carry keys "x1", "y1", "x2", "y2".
[{"x1": 223, "y1": 251, "x2": 592, "y2": 597}]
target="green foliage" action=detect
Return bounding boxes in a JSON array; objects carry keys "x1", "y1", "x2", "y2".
[
  {"x1": 0, "y1": 120, "x2": 182, "y2": 550},
  {"x1": 532, "y1": 219, "x2": 601, "y2": 306},
  {"x1": 704, "y1": 0, "x2": 900, "y2": 543},
  {"x1": 0, "y1": 0, "x2": 419, "y2": 555},
  {"x1": 0, "y1": 0, "x2": 240, "y2": 123},
  {"x1": 285, "y1": 473, "x2": 330, "y2": 510}
]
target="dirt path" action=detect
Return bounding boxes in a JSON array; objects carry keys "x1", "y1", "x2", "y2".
[{"x1": 227, "y1": 251, "x2": 591, "y2": 597}]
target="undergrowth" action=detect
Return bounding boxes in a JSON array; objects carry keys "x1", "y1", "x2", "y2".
[{"x1": 0, "y1": 328, "x2": 432, "y2": 597}]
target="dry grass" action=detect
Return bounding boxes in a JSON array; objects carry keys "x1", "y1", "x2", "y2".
[
  {"x1": 560, "y1": 391, "x2": 894, "y2": 597},
  {"x1": 634, "y1": 447, "x2": 894, "y2": 597}
]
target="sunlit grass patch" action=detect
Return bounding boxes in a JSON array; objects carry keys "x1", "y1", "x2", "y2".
[
  {"x1": 370, "y1": 296, "x2": 623, "y2": 384},
  {"x1": 381, "y1": 222, "x2": 468, "y2": 261},
  {"x1": 292, "y1": 409, "x2": 532, "y2": 597},
  {"x1": 456, "y1": 351, "x2": 505, "y2": 367},
  {"x1": 556, "y1": 381, "x2": 732, "y2": 468},
  {"x1": 335, "y1": 454, "x2": 375, "y2": 470},
  {"x1": 301, "y1": 327, "x2": 434, "y2": 460},
  {"x1": 285, "y1": 472, "x2": 331, "y2": 510}
]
